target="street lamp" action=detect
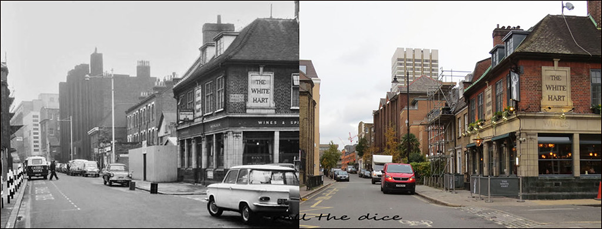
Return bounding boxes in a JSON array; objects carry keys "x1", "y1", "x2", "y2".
[
  {"x1": 59, "y1": 116, "x2": 73, "y2": 161},
  {"x1": 85, "y1": 69, "x2": 116, "y2": 164},
  {"x1": 405, "y1": 71, "x2": 410, "y2": 163}
]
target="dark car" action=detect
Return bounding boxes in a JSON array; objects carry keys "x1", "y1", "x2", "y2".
[
  {"x1": 359, "y1": 169, "x2": 365, "y2": 177},
  {"x1": 381, "y1": 163, "x2": 416, "y2": 194},
  {"x1": 347, "y1": 167, "x2": 357, "y2": 174},
  {"x1": 334, "y1": 170, "x2": 350, "y2": 182},
  {"x1": 363, "y1": 170, "x2": 371, "y2": 178}
]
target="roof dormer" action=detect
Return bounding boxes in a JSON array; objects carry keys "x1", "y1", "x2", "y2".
[
  {"x1": 214, "y1": 31, "x2": 239, "y2": 56},
  {"x1": 489, "y1": 44, "x2": 506, "y2": 68},
  {"x1": 503, "y1": 30, "x2": 530, "y2": 57},
  {"x1": 199, "y1": 42, "x2": 216, "y2": 65}
]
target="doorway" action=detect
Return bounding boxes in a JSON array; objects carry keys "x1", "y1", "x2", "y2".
[{"x1": 143, "y1": 153, "x2": 147, "y2": 181}]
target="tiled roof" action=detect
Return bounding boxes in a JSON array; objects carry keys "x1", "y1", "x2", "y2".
[
  {"x1": 175, "y1": 18, "x2": 298, "y2": 91},
  {"x1": 300, "y1": 59, "x2": 319, "y2": 78},
  {"x1": 516, "y1": 15, "x2": 601, "y2": 56},
  {"x1": 396, "y1": 75, "x2": 453, "y2": 93},
  {"x1": 463, "y1": 58, "x2": 492, "y2": 92}
]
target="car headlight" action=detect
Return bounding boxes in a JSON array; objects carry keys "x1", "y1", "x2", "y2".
[{"x1": 109, "y1": 173, "x2": 114, "y2": 177}]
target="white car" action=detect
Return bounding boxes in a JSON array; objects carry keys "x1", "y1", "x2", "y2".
[{"x1": 206, "y1": 165, "x2": 300, "y2": 224}]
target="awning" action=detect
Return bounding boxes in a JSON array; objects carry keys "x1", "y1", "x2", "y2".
[
  {"x1": 538, "y1": 136, "x2": 571, "y2": 144},
  {"x1": 466, "y1": 143, "x2": 476, "y2": 148},
  {"x1": 580, "y1": 140, "x2": 602, "y2": 145},
  {"x1": 492, "y1": 132, "x2": 514, "y2": 141}
]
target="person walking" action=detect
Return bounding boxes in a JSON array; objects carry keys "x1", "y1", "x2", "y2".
[{"x1": 49, "y1": 160, "x2": 59, "y2": 180}]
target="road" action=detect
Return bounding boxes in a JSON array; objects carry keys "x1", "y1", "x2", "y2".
[
  {"x1": 300, "y1": 174, "x2": 504, "y2": 228},
  {"x1": 14, "y1": 173, "x2": 295, "y2": 228}
]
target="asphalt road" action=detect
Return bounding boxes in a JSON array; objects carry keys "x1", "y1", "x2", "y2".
[
  {"x1": 300, "y1": 174, "x2": 504, "y2": 228},
  {"x1": 15, "y1": 173, "x2": 295, "y2": 228}
]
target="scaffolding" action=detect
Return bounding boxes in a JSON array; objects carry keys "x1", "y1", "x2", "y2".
[{"x1": 425, "y1": 69, "x2": 471, "y2": 178}]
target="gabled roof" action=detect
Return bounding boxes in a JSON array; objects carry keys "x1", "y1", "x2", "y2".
[
  {"x1": 174, "y1": 18, "x2": 298, "y2": 91},
  {"x1": 158, "y1": 112, "x2": 176, "y2": 132},
  {"x1": 515, "y1": 15, "x2": 601, "y2": 56},
  {"x1": 463, "y1": 58, "x2": 492, "y2": 92}
]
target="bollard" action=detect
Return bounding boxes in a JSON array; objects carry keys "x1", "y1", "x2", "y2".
[
  {"x1": 150, "y1": 182, "x2": 158, "y2": 194},
  {"x1": 129, "y1": 181, "x2": 136, "y2": 191},
  {"x1": 517, "y1": 176, "x2": 525, "y2": 202}
]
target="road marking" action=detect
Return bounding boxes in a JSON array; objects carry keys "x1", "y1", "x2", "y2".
[
  {"x1": 399, "y1": 219, "x2": 433, "y2": 227},
  {"x1": 311, "y1": 200, "x2": 323, "y2": 208},
  {"x1": 527, "y1": 208, "x2": 576, "y2": 211},
  {"x1": 49, "y1": 179, "x2": 80, "y2": 210}
]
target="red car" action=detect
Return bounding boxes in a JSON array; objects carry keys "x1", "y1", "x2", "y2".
[{"x1": 380, "y1": 163, "x2": 416, "y2": 194}]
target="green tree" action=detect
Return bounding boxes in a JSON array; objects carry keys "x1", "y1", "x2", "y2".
[
  {"x1": 399, "y1": 133, "x2": 421, "y2": 163},
  {"x1": 355, "y1": 137, "x2": 368, "y2": 158},
  {"x1": 320, "y1": 141, "x2": 341, "y2": 175}
]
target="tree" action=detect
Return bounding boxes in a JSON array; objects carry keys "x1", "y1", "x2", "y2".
[
  {"x1": 320, "y1": 141, "x2": 341, "y2": 175},
  {"x1": 384, "y1": 126, "x2": 402, "y2": 162},
  {"x1": 399, "y1": 133, "x2": 421, "y2": 163},
  {"x1": 355, "y1": 137, "x2": 368, "y2": 158}
]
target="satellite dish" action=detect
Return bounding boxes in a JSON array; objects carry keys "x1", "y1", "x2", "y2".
[{"x1": 565, "y1": 2, "x2": 574, "y2": 10}]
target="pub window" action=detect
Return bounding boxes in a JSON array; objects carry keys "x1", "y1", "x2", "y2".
[
  {"x1": 506, "y1": 73, "x2": 512, "y2": 107},
  {"x1": 470, "y1": 99, "x2": 476, "y2": 123},
  {"x1": 216, "y1": 76, "x2": 224, "y2": 111},
  {"x1": 291, "y1": 73, "x2": 300, "y2": 108},
  {"x1": 205, "y1": 81, "x2": 214, "y2": 114},
  {"x1": 187, "y1": 90, "x2": 194, "y2": 110},
  {"x1": 579, "y1": 134, "x2": 601, "y2": 175},
  {"x1": 495, "y1": 79, "x2": 503, "y2": 112},
  {"x1": 477, "y1": 93, "x2": 483, "y2": 120},
  {"x1": 592, "y1": 69, "x2": 601, "y2": 106},
  {"x1": 538, "y1": 134, "x2": 573, "y2": 175}
]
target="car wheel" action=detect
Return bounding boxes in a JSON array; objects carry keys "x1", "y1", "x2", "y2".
[
  {"x1": 240, "y1": 203, "x2": 255, "y2": 224},
  {"x1": 108, "y1": 180, "x2": 113, "y2": 186},
  {"x1": 103, "y1": 177, "x2": 107, "y2": 185},
  {"x1": 371, "y1": 179, "x2": 375, "y2": 184},
  {"x1": 207, "y1": 197, "x2": 223, "y2": 217}
]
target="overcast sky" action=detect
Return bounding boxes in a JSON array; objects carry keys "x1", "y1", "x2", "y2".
[
  {"x1": 299, "y1": 1, "x2": 588, "y2": 150},
  {"x1": 1, "y1": 1, "x2": 295, "y2": 106}
]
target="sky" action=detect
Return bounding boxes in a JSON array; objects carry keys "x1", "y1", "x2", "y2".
[
  {"x1": 1, "y1": 1, "x2": 295, "y2": 106},
  {"x1": 299, "y1": 1, "x2": 589, "y2": 150}
]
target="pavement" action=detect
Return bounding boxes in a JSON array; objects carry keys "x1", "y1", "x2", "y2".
[
  {"x1": 300, "y1": 175, "x2": 601, "y2": 208},
  {"x1": 1, "y1": 180, "x2": 27, "y2": 229}
]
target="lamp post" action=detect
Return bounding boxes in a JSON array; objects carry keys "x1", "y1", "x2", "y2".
[
  {"x1": 406, "y1": 71, "x2": 410, "y2": 163},
  {"x1": 85, "y1": 69, "x2": 115, "y2": 164}
]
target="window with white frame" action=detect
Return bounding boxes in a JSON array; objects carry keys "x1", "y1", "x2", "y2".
[
  {"x1": 205, "y1": 81, "x2": 214, "y2": 114},
  {"x1": 458, "y1": 117, "x2": 462, "y2": 137},
  {"x1": 291, "y1": 73, "x2": 300, "y2": 108},
  {"x1": 216, "y1": 39, "x2": 224, "y2": 56},
  {"x1": 216, "y1": 76, "x2": 224, "y2": 111},
  {"x1": 187, "y1": 90, "x2": 194, "y2": 110}
]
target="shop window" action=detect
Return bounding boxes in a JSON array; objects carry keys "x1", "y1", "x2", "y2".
[
  {"x1": 579, "y1": 134, "x2": 601, "y2": 175},
  {"x1": 180, "y1": 141, "x2": 186, "y2": 167},
  {"x1": 216, "y1": 134, "x2": 224, "y2": 168},
  {"x1": 279, "y1": 132, "x2": 299, "y2": 163},
  {"x1": 207, "y1": 135, "x2": 214, "y2": 168},
  {"x1": 488, "y1": 143, "x2": 494, "y2": 176},
  {"x1": 187, "y1": 140, "x2": 192, "y2": 168},
  {"x1": 243, "y1": 132, "x2": 273, "y2": 165},
  {"x1": 538, "y1": 135, "x2": 573, "y2": 175}
]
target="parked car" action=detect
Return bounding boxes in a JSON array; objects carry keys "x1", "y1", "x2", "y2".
[
  {"x1": 68, "y1": 159, "x2": 88, "y2": 176},
  {"x1": 363, "y1": 170, "x2": 371, "y2": 178},
  {"x1": 330, "y1": 168, "x2": 341, "y2": 179},
  {"x1": 347, "y1": 167, "x2": 357, "y2": 174},
  {"x1": 359, "y1": 169, "x2": 365, "y2": 177},
  {"x1": 206, "y1": 165, "x2": 299, "y2": 224},
  {"x1": 82, "y1": 161, "x2": 100, "y2": 177},
  {"x1": 102, "y1": 163, "x2": 132, "y2": 186},
  {"x1": 334, "y1": 170, "x2": 350, "y2": 182},
  {"x1": 59, "y1": 163, "x2": 68, "y2": 173},
  {"x1": 25, "y1": 156, "x2": 49, "y2": 180},
  {"x1": 380, "y1": 163, "x2": 416, "y2": 194}
]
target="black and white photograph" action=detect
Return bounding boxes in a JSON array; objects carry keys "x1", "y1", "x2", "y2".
[{"x1": 1, "y1": 1, "x2": 298, "y2": 228}]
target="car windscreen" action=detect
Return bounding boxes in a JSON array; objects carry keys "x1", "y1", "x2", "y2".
[
  {"x1": 30, "y1": 159, "x2": 44, "y2": 165},
  {"x1": 338, "y1": 171, "x2": 348, "y2": 175},
  {"x1": 110, "y1": 165, "x2": 126, "y2": 171},
  {"x1": 85, "y1": 163, "x2": 98, "y2": 168},
  {"x1": 373, "y1": 165, "x2": 384, "y2": 171},
  {"x1": 386, "y1": 164, "x2": 413, "y2": 173},
  {"x1": 249, "y1": 169, "x2": 299, "y2": 185}
]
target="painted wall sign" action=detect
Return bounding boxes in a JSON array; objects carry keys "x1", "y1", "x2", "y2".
[
  {"x1": 194, "y1": 85, "x2": 203, "y2": 118},
  {"x1": 541, "y1": 65, "x2": 573, "y2": 112},
  {"x1": 247, "y1": 72, "x2": 275, "y2": 108}
]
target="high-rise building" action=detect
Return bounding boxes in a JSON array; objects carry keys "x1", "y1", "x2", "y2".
[
  {"x1": 391, "y1": 48, "x2": 439, "y2": 89},
  {"x1": 10, "y1": 94, "x2": 59, "y2": 160}
]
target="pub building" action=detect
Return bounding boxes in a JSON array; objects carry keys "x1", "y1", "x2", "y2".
[
  {"x1": 462, "y1": 9, "x2": 601, "y2": 200},
  {"x1": 172, "y1": 16, "x2": 299, "y2": 183}
]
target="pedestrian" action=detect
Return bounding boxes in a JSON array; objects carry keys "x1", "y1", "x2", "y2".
[{"x1": 49, "y1": 160, "x2": 59, "y2": 180}]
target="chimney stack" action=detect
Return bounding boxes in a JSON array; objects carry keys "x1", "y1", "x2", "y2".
[
  {"x1": 492, "y1": 24, "x2": 521, "y2": 47},
  {"x1": 136, "y1": 60, "x2": 150, "y2": 77},
  {"x1": 201, "y1": 15, "x2": 235, "y2": 46}
]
